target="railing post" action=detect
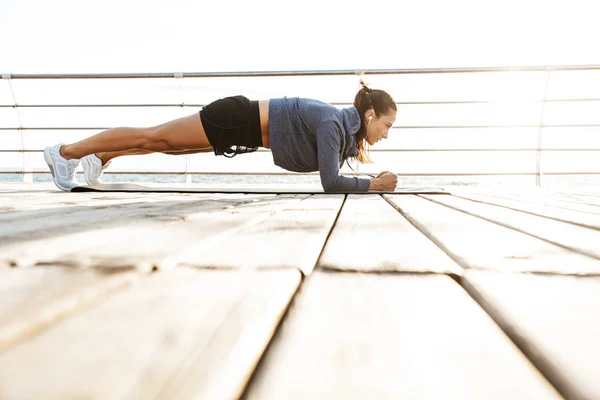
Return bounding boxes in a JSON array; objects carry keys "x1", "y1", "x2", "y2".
[
  {"x1": 175, "y1": 72, "x2": 193, "y2": 184},
  {"x1": 536, "y1": 67, "x2": 554, "y2": 187},
  {"x1": 3, "y1": 74, "x2": 32, "y2": 183}
]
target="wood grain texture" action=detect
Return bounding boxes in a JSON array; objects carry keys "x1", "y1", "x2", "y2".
[
  {"x1": 384, "y1": 194, "x2": 600, "y2": 275},
  {"x1": 0, "y1": 192, "x2": 205, "y2": 223},
  {"x1": 182, "y1": 195, "x2": 344, "y2": 275},
  {"x1": 471, "y1": 192, "x2": 600, "y2": 215},
  {"x1": 0, "y1": 268, "x2": 301, "y2": 400},
  {"x1": 547, "y1": 192, "x2": 600, "y2": 207},
  {"x1": 422, "y1": 194, "x2": 600, "y2": 260},
  {"x1": 0, "y1": 265, "x2": 138, "y2": 354},
  {"x1": 0, "y1": 194, "x2": 303, "y2": 269},
  {"x1": 463, "y1": 271, "x2": 600, "y2": 400},
  {"x1": 454, "y1": 193, "x2": 600, "y2": 230},
  {"x1": 317, "y1": 194, "x2": 461, "y2": 274},
  {"x1": 244, "y1": 272, "x2": 560, "y2": 400},
  {"x1": 0, "y1": 192, "x2": 268, "y2": 244}
]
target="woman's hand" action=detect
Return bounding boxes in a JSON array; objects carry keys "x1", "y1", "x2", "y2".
[{"x1": 369, "y1": 171, "x2": 398, "y2": 191}]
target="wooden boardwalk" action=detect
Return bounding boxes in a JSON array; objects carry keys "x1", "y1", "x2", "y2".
[{"x1": 1, "y1": 182, "x2": 600, "y2": 400}]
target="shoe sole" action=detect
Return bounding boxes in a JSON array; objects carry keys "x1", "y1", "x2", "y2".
[{"x1": 44, "y1": 147, "x2": 75, "y2": 192}]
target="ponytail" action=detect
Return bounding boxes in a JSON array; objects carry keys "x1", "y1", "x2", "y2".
[{"x1": 352, "y1": 78, "x2": 397, "y2": 164}]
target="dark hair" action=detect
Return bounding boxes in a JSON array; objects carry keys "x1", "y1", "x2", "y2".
[{"x1": 352, "y1": 79, "x2": 397, "y2": 163}]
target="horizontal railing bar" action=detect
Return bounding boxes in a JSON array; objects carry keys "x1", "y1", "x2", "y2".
[
  {"x1": 360, "y1": 148, "x2": 600, "y2": 152},
  {"x1": 0, "y1": 171, "x2": 319, "y2": 176},
  {"x1": 2, "y1": 148, "x2": 600, "y2": 153},
  {"x1": 3, "y1": 171, "x2": 600, "y2": 176},
  {"x1": 2, "y1": 98, "x2": 600, "y2": 108},
  {"x1": 3, "y1": 124, "x2": 600, "y2": 131},
  {"x1": 0, "y1": 104, "x2": 195, "y2": 108},
  {"x1": 3, "y1": 65, "x2": 600, "y2": 79},
  {"x1": 0, "y1": 102, "x2": 527, "y2": 108}
]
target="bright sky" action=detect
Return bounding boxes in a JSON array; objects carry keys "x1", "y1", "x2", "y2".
[{"x1": 1, "y1": 0, "x2": 599, "y2": 73}]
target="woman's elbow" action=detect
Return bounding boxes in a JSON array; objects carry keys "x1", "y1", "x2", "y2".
[{"x1": 321, "y1": 180, "x2": 339, "y2": 193}]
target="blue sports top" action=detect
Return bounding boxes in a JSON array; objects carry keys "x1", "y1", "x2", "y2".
[{"x1": 268, "y1": 97, "x2": 370, "y2": 192}]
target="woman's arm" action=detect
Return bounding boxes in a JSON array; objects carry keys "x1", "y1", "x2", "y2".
[{"x1": 316, "y1": 127, "x2": 370, "y2": 193}]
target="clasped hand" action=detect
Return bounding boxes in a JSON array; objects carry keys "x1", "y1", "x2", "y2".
[{"x1": 370, "y1": 171, "x2": 398, "y2": 191}]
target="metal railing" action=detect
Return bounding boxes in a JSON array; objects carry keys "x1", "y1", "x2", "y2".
[{"x1": 2, "y1": 65, "x2": 600, "y2": 185}]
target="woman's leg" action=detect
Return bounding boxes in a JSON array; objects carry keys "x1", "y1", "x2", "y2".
[
  {"x1": 59, "y1": 113, "x2": 211, "y2": 160},
  {"x1": 95, "y1": 149, "x2": 152, "y2": 164},
  {"x1": 95, "y1": 147, "x2": 213, "y2": 165}
]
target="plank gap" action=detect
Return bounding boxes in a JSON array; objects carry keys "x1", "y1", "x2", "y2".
[
  {"x1": 419, "y1": 194, "x2": 600, "y2": 263},
  {"x1": 453, "y1": 194, "x2": 600, "y2": 231},
  {"x1": 458, "y1": 274, "x2": 586, "y2": 400}
]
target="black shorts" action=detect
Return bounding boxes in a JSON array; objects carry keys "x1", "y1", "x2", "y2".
[{"x1": 199, "y1": 95, "x2": 262, "y2": 157}]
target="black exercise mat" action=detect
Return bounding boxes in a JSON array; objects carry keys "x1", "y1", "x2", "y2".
[{"x1": 71, "y1": 183, "x2": 449, "y2": 195}]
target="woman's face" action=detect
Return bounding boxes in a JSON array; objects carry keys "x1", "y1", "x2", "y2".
[{"x1": 365, "y1": 110, "x2": 396, "y2": 146}]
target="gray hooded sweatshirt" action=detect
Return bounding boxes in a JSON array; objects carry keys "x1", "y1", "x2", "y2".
[{"x1": 268, "y1": 97, "x2": 371, "y2": 192}]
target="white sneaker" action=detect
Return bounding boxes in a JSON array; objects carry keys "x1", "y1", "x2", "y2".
[
  {"x1": 44, "y1": 143, "x2": 81, "y2": 191},
  {"x1": 82, "y1": 153, "x2": 110, "y2": 185}
]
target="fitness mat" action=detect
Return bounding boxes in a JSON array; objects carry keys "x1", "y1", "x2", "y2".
[{"x1": 71, "y1": 183, "x2": 449, "y2": 195}]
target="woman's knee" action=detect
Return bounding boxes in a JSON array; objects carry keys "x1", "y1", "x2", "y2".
[
  {"x1": 141, "y1": 127, "x2": 172, "y2": 152},
  {"x1": 139, "y1": 115, "x2": 208, "y2": 152}
]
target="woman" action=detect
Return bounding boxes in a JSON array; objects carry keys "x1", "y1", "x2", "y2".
[{"x1": 44, "y1": 81, "x2": 399, "y2": 193}]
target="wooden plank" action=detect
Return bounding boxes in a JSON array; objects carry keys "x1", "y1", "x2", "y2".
[
  {"x1": 0, "y1": 185, "x2": 165, "y2": 205},
  {"x1": 0, "y1": 192, "x2": 200, "y2": 219},
  {"x1": 0, "y1": 192, "x2": 264, "y2": 243},
  {"x1": 556, "y1": 193, "x2": 600, "y2": 207},
  {"x1": 0, "y1": 192, "x2": 190, "y2": 233},
  {"x1": 535, "y1": 191, "x2": 600, "y2": 207},
  {"x1": 0, "y1": 199, "x2": 208, "y2": 232},
  {"x1": 384, "y1": 195, "x2": 600, "y2": 275},
  {"x1": 0, "y1": 193, "x2": 278, "y2": 257},
  {"x1": 483, "y1": 190, "x2": 600, "y2": 209},
  {"x1": 469, "y1": 192, "x2": 600, "y2": 215},
  {"x1": 0, "y1": 182, "x2": 56, "y2": 194},
  {"x1": 421, "y1": 194, "x2": 600, "y2": 260},
  {"x1": 0, "y1": 265, "x2": 138, "y2": 354},
  {"x1": 463, "y1": 271, "x2": 600, "y2": 400},
  {"x1": 181, "y1": 195, "x2": 345, "y2": 275},
  {"x1": 0, "y1": 183, "x2": 271, "y2": 214},
  {"x1": 244, "y1": 272, "x2": 560, "y2": 400},
  {"x1": 453, "y1": 193, "x2": 600, "y2": 230},
  {"x1": 0, "y1": 268, "x2": 301, "y2": 400},
  {"x1": 0, "y1": 194, "x2": 307, "y2": 270},
  {"x1": 556, "y1": 191, "x2": 600, "y2": 198},
  {"x1": 317, "y1": 194, "x2": 461, "y2": 274}
]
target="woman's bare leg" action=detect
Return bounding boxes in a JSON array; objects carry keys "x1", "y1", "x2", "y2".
[
  {"x1": 95, "y1": 147, "x2": 213, "y2": 165},
  {"x1": 95, "y1": 149, "x2": 152, "y2": 164},
  {"x1": 59, "y1": 113, "x2": 211, "y2": 160}
]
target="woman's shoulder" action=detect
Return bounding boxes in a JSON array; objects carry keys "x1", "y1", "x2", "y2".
[
  {"x1": 296, "y1": 98, "x2": 346, "y2": 119},
  {"x1": 270, "y1": 97, "x2": 358, "y2": 130},
  {"x1": 269, "y1": 97, "x2": 333, "y2": 108},
  {"x1": 299, "y1": 98, "x2": 337, "y2": 110}
]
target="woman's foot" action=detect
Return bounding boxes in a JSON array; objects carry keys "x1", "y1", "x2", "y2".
[
  {"x1": 44, "y1": 143, "x2": 81, "y2": 191},
  {"x1": 82, "y1": 153, "x2": 111, "y2": 185}
]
